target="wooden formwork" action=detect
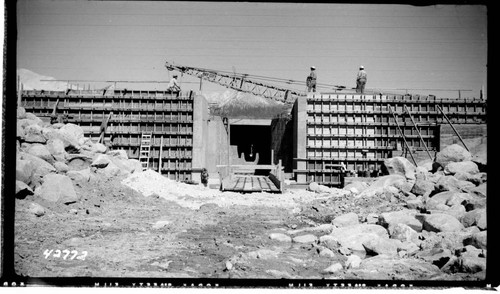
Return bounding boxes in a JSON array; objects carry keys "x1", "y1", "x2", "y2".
[
  {"x1": 295, "y1": 93, "x2": 487, "y2": 186},
  {"x1": 20, "y1": 89, "x2": 195, "y2": 182}
]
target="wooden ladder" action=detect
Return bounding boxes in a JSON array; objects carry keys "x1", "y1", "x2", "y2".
[{"x1": 139, "y1": 133, "x2": 152, "y2": 171}]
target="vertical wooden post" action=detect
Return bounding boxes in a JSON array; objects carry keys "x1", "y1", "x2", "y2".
[{"x1": 159, "y1": 136, "x2": 163, "y2": 174}]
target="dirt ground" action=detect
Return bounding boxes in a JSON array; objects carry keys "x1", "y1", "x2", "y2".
[{"x1": 14, "y1": 170, "x2": 481, "y2": 282}]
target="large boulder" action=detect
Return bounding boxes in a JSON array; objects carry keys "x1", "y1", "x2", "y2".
[
  {"x1": 388, "y1": 223, "x2": 419, "y2": 242},
  {"x1": 59, "y1": 123, "x2": 84, "y2": 144},
  {"x1": 43, "y1": 127, "x2": 81, "y2": 152},
  {"x1": 357, "y1": 174, "x2": 411, "y2": 198},
  {"x1": 66, "y1": 168, "x2": 94, "y2": 183},
  {"x1": 415, "y1": 248, "x2": 453, "y2": 269},
  {"x1": 26, "y1": 143, "x2": 55, "y2": 164},
  {"x1": 445, "y1": 161, "x2": 479, "y2": 175},
  {"x1": 425, "y1": 191, "x2": 469, "y2": 209},
  {"x1": 16, "y1": 158, "x2": 35, "y2": 185},
  {"x1": 343, "y1": 181, "x2": 370, "y2": 194},
  {"x1": 16, "y1": 180, "x2": 34, "y2": 199},
  {"x1": 91, "y1": 154, "x2": 111, "y2": 168},
  {"x1": 107, "y1": 149, "x2": 129, "y2": 160},
  {"x1": 18, "y1": 152, "x2": 56, "y2": 187},
  {"x1": 411, "y1": 178, "x2": 435, "y2": 197},
  {"x1": 464, "y1": 231, "x2": 487, "y2": 250},
  {"x1": 363, "y1": 237, "x2": 400, "y2": 256},
  {"x1": 435, "y1": 144, "x2": 472, "y2": 167},
  {"x1": 34, "y1": 173, "x2": 79, "y2": 204},
  {"x1": 23, "y1": 124, "x2": 47, "y2": 143},
  {"x1": 378, "y1": 209, "x2": 423, "y2": 232},
  {"x1": 383, "y1": 157, "x2": 416, "y2": 181},
  {"x1": 434, "y1": 175, "x2": 462, "y2": 193},
  {"x1": 332, "y1": 212, "x2": 359, "y2": 227},
  {"x1": 328, "y1": 224, "x2": 388, "y2": 252},
  {"x1": 17, "y1": 106, "x2": 27, "y2": 119},
  {"x1": 461, "y1": 209, "x2": 486, "y2": 230},
  {"x1": 46, "y1": 138, "x2": 68, "y2": 161},
  {"x1": 422, "y1": 213, "x2": 464, "y2": 232},
  {"x1": 467, "y1": 183, "x2": 486, "y2": 198}
]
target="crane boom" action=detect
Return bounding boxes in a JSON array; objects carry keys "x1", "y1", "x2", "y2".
[{"x1": 165, "y1": 61, "x2": 305, "y2": 104}]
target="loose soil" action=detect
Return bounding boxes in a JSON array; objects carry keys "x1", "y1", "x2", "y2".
[{"x1": 14, "y1": 171, "x2": 481, "y2": 281}]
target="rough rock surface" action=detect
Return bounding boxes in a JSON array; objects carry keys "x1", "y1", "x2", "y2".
[
  {"x1": 34, "y1": 173, "x2": 79, "y2": 204},
  {"x1": 435, "y1": 144, "x2": 472, "y2": 167}
]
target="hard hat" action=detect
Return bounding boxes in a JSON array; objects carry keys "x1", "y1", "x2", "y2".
[
  {"x1": 359, "y1": 65, "x2": 364, "y2": 69},
  {"x1": 311, "y1": 66, "x2": 316, "y2": 70}
]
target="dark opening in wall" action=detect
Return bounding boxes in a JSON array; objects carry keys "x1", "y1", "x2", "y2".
[{"x1": 230, "y1": 125, "x2": 271, "y2": 165}]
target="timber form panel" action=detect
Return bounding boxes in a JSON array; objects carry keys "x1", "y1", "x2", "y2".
[
  {"x1": 21, "y1": 89, "x2": 194, "y2": 181},
  {"x1": 298, "y1": 93, "x2": 487, "y2": 185}
]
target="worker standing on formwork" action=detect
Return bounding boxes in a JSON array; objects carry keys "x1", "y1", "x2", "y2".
[
  {"x1": 306, "y1": 66, "x2": 317, "y2": 93},
  {"x1": 356, "y1": 65, "x2": 367, "y2": 93},
  {"x1": 167, "y1": 74, "x2": 181, "y2": 94}
]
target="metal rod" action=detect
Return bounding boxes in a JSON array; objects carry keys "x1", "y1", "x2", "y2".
[
  {"x1": 404, "y1": 105, "x2": 433, "y2": 160},
  {"x1": 436, "y1": 105, "x2": 470, "y2": 152},
  {"x1": 389, "y1": 105, "x2": 417, "y2": 165}
]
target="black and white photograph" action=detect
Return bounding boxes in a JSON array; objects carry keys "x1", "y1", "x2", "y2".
[{"x1": 1, "y1": 0, "x2": 496, "y2": 290}]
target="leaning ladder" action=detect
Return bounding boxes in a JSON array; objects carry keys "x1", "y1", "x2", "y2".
[{"x1": 139, "y1": 133, "x2": 152, "y2": 171}]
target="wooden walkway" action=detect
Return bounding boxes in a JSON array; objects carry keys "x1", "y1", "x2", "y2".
[{"x1": 223, "y1": 175, "x2": 281, "y2": 193}]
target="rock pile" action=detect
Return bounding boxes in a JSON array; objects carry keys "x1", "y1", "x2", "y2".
[
  {"x1": 15, "y1": 107, "x2": 143, "y2": 210},
  {"x1": 293, "y1": 147, "x2": 487, "y2": 277}
]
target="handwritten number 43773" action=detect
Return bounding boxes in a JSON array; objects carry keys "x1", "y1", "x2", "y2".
[{"x1": 43, "y1": 249, "x2": 88, "y2": 260}]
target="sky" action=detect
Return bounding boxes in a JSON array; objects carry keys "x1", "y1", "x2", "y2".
[{"x1": 16, "y1": 1, "x2": 488, "y2": 98}]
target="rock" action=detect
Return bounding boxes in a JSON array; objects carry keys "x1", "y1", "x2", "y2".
[
  {"x1": 345, "y1": 254, "x2": 362, "y2": 269},
  {"x1": 398, "y1": 241, "x2": 420, "y2": 256},
  {"x1": 458, "y1": 256, "x2": 486, "y2": 273},
  {"x1": 23, "y1": 124, "x2": 47, "y2": 143},
  {"x1": 468, "y1": 173, "x2": 487, "y2": 186},
  {"x1": 59, "y1": 123, "x2": 84, "y2": 145},
  {"x1": 343, "y1": 181, "x2": 369, "y2": 194},
  {"x1": 434, "y1": 175, "x2": 462, "y2": 192},
  {"x1": 357, "y1": 174, "x2": 410, "y2": 198},
  {"x1": 25, "y1": 112, "x2": 44, "y2": 125},
  {"x1": 322, "y1": 263, "x2": 343, "y2": 274},
  {"x1": 438, "y1": 227, "x2": 481, "y2": 252},
  {"x1": 18, "y1": 152, "x2": 56, "y2": 187},
  {"x1": 464, "y1": 231, "x2": 487, "y2": 249},
  {"x1": 360, "y1": 255, "x2": 441, "y2": 276},
  {"x1": 388, "y1": 223, "x2": 419, "y2": 242},
  {"x1": 269, "y1": 233, "x2": 292, "y2": 243},
  {"x1": 16, "y1": 158, "x2": 35, "y2": 184},
  {"x1": 379, "y1": 209, "x2": 423, "y2": 232},
  {"x1": 405, "y1": 198, "x2": 424, "y2": 210},
  {"x1": 66, "y1": 168, "x2": 93, "y2": 183},
  {"x1": 383, "y1": 157, "x2": 416, "y2": 181},
  {"x1": 34, "y1": 173, "x2": 79, "y2": 204},
  {"x1": 363, "y1": 237, "x2": 400, "y2": 256},
  {"x1": 332, "y1": 212, "x2": 359, "y2": 227},
  {"x1": 107, "y1": 149, "x2": 129, "y2": 160},
  {"x1": 328, "y1": 224, "x2": 388, "y2": 252},
  {"x1": 288, "y1": 224, "x2": 335, "y2": 236},
  {"x1": 152, "y1": 220, "x2": 170, "y2": 229},
  {"x1": 461, "y1": 208, "x2": 486, "y2": 230},
  {"x1": 46, "y1": 138, "x2": 67, "y2": 159},
  {"x1": 27, "y1": 144, "x2": 54, "y2": 164},
  {"x1": 16, "y1": 180, "x2": 34, "y2": 199},
  {"x1": 126, "y1": 159, "x2": 143, "y2": 173},
  {"x1": 17, "y1": 106, "x2": 27, "y2": 119},
  {"x1": 245, "y1": 249, "x2": 278, "y2": 260},
  {"x1": 91, "y1": 154, "x2": 111, "y2": 168},
  {"x1": 468, "y1": 183, "x2": 486, "y2": 198},
  {"x1": 410, "y1": 178, "x2": 435, "y2": 197},
  {"x1": 292, "y1": 234, "x2": 317, "y2": 244},
  {"x1": 53, "y1": 161, "x2": 70, "y2": 173},
  {"x1": 415, "y1": 248, "x2": 453, "y2": 268},
  {"x1": 460, "y1": 245, "x2": 483, "y2": 258},
  {"x1": 225, "y1": 261, "x2": 233, "y2": 271},
  {"x1": 319, "y1": 247, "x2": 336, "y2": 258},
  {"x1": 17, "y1": 123, "x2": 25, "y2": 139},
  {"x1": 364, "y1": 213, "x2": 378, "y2": 224},
  {"x1": 416, "y1": 160, "x2": 433, "y2": 172},
  {"x1": 98, "y1": 161, "x2": 128, "y2": 177},
  {"x1": 445, "y1": 161, "x2": 479, "y2": 175},
  {"x1": 432, "y1": 204, "x2": 466, "y2": 220},
  {"x1": 435, "y1": 144, "x2": 472, "y2": 167},
  {"x1": 308, "y1": 182, "x2": 330, "y2": 193},
  {"x1": 422, "y1": 213, "x2": 463, "y2": 232},
  {"x1": 92, "y1": 142, "x2": 107, "y2": 153},
  {"x1": 28, "y1": 202, "x2": 46, "y2": 217}
]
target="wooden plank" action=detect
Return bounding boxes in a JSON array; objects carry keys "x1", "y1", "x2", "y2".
[
  {"x1": 243, "y1": 176, "x2": 253, "y2": 191},
  {"x1": 265, "y1": 177, "x2": 280, "y2": 192}
]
